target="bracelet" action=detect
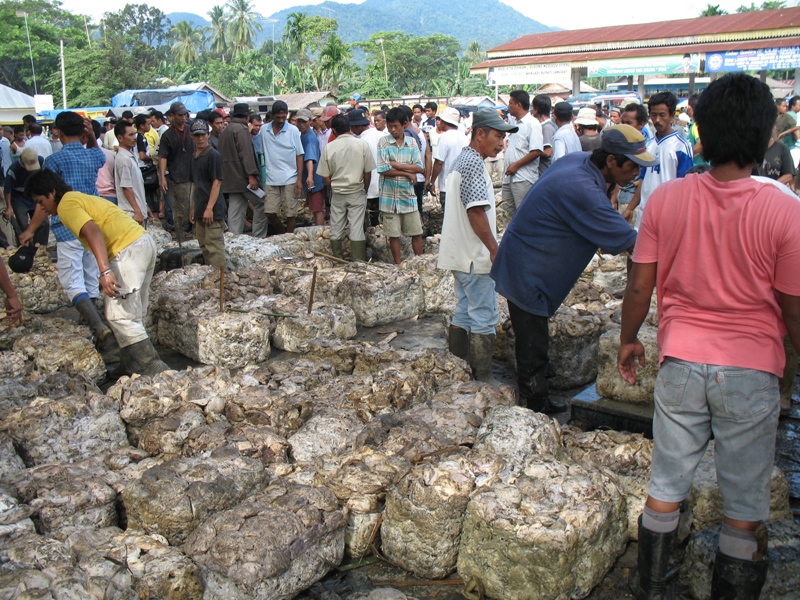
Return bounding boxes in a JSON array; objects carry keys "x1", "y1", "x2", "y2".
[{"x1": 100, "y1": 269, "x2": 112, "y2": 278}]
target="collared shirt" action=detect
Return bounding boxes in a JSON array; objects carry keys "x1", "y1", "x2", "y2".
[
  {"x1": 260, "y1": 121, "x2": 304, "y2": 186},
  {"x1": 377, "y1": 134, "x2": 422, "y2": 214},
  {"x1": 0, "y1": 137, "x2": 12, "y2": 177},
  {"x1": 552, "y1": 123, "x2": 582, "y2": 162},
  {"x1": 300, "y1": 129, "x2": 325, "y2": 193},
  {"x1": 359, "y1": 127, "x2": 390, "y2": 198},
  {"x1": 114, "y1": 146, "x2": 147, "y2": 218},
  {"x1": 503, "y1": 113, "x2": 543, "y2": 185},
  {"x1": 44, "y1": 141, "x2": 106, "y2": 242},
  {"x1": 318, "y1": 133, "x2": 376, "y2": 195},
  {"x1": 539, "y1": 119, "x2": 557, "y2": 176}
]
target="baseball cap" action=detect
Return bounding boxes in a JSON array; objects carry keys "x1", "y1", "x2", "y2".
[
  {"x1": 470, "y1": 108, "x2": 518, "y2": 133},
  {"x1": 169, "y1": 102, "x2": 189, "y2": 116},
  {"x1": 575, "y1": 107, "x2": 599, "y2": 126},
  {"x1": 438, "y1": 107, "x2": 460, "y2": 127},
  {"x1": 609, "y1": 106, "x2": 621, "y2": 115},
  {"x1": 602, "y1": 125, "x2": 659, "y2": 167},
  {"x1": 8, "y1": 245, "x2": 36, "y2": 273},
  {"x1": 311, "y1": 107, "x2": 324, "y2": 119},
  {"x1": 19, "y1": 147, "x2": 41, "y2": 172},
  {"x1": 321, "y1": 105, "x2": 340, "y2": 121},
  {"x1": 271, "y1": 100, "x2": 289, "y2": 115},
  {"x1": 295, "y1": 108, "x2": 313, "y2": 122},
  {"x1": 347, "y1": 109, "x2": 369, "y2": 126},
  {"x1": 190, "y1": 120, "x2": 209, "y2": 135}
]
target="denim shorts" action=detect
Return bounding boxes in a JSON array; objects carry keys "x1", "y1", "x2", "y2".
[
  {"x1": 451, "y1": 264, "x2": 498, "y2": 336},
  {"x1": 649, "y1": 358, "x2": 780, "y2": 522}
]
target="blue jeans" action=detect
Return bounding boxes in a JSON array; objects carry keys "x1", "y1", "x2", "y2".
[
  {"x1": 452, "y1": 264, "x2": 498, "y2": 336},
  {"x1": 649, "y1": 358, "x2": 780, "y2": 522}
]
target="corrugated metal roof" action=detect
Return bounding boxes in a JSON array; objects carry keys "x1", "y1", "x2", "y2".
[
  {"x1": 273, "y1": 91, "x2": 337, "y2": 111},
  {"x1": 0, "y1": 83, "x2": 34, "y2": 110},
  {"x1": 472, "y1": 36, "x2": 800, "y2": 70},
  {"x1": 488, "y1": 8, "x2": 800, "y2": 55}
]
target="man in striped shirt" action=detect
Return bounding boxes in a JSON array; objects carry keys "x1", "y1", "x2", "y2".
[{"x1": 377, "y1": 107, "x2": 424, "y2": 264}]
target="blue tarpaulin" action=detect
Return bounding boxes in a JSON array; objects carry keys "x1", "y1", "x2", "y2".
[{"x1": 112, "y1": 89, "x2": 215, "y2": 113}]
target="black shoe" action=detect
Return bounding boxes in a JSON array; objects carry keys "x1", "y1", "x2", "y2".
[{"x1": 710, "y1": 525, "x2": 769, "y2": 600}]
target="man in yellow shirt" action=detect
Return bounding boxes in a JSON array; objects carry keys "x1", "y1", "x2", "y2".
[{"x1": 25, "y1": 168, "x2": 168, "y2": 377}]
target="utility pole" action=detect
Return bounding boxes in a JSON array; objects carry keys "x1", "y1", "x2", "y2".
[
  {"x1": 376, "y1": 38, "x2": 388, "y2": 85},
  {"x1": 15, "y1": 11, "x2": 37, "y2": 94},
  {"x1": 60, "y1": 39, "x2": 67, "y2": 109}
]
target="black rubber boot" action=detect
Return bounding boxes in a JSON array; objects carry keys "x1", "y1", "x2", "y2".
[
  {"x1": 469, "y1": 333, "x2": 502, "y2": 388},
  {"x1": 519, "y1": 372, "x2": 567, "y2": 413},
  {"x1": 122, "y1": 339, "x2": 170, "y2": 377},
  {"x1": 448, "y1": 325, "x2": 469, "y2": 361},
  {"x1": 629, "y1": 515, "x2": 677, "y2": 600},
  {"x1": 351, "y1": 240, "x2": 367, "y2": 262},
  {"x1": 75, "y1": 296, "x2": 113, "y2": 350},
  {"x1": 711, "y1": 525, "x2": 769, "y2": 600},
  {"x1": 330, "y1": 238, "x2": 344, "y2": 259}
]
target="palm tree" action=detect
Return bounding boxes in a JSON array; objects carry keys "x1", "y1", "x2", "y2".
[
  {"x1": 207, "y1": 5, "x2": 229, "y2": 62},
  {"x1": 225, "y1": 0, "x2": 262, "y2": 58},
  {"x1": 317, "y1": 34, "x2": 352, "y2": 95},
  {"x1": 171, "y1": 21, "x2": 204, "y2": 65},
  {"x1": 284, "y1": 11, "x2": 311, "y2": 91}
]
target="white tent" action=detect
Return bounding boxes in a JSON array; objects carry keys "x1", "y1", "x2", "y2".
[{"x1": 0, "y1": 84, "x2": 35, "y2": 125}]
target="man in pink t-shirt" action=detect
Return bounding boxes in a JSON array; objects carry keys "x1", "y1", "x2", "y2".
[{"x1": 618, "y1": 73, "x2": 800, "y2": 599}]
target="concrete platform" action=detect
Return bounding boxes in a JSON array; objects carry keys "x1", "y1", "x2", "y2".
[{"x1": 570, "y1": 384, "x2": 654, "y2": 437}]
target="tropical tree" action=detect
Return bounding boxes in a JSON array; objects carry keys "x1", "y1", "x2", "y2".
[
  {"x1": 316, "y1": 34, "x2": 353, "y2": 95},
  {"x1": 225, "y1": 0, "x2": 261, "y2": 58},
  {"x1": 170, "y1": 21, "x2": 203, "y2": 65},
  {"x1": 206, "y1": 5, "x2": 228, "y2": 62},
  {"x1": 699, "y1": 4, "x2": 728, "y2": 16},
  {"x1": 464, "y1": 41, "x2": 485, "y2": 67},
  {"x1": 283, "y1": 11, "x2": 311, "y2": 90},
  {"x1": 736, "y1": 1, "x2": 786, "y2": 10}
]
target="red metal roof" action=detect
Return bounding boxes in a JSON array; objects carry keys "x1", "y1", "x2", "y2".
[
  {"x1": 488, "y1": 8, "x2": 800, "y2": 54},
  {"x1": 473, "y1": 36, "x2": 800, "y2": 69}
]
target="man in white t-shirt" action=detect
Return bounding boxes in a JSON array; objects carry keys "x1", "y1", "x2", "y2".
[
  {"x1": 438, "y1": 109, "x2": 517, "y2": 387},
  {"x1": 428, "y1": 107, "x2": 467, "y2": 213},
  {"x1": 24, "y1": 124, "x2": 53, "y2": 160},
  {"x1": 358, "y1": 110, "x2": 390, "y2": 228},
  {"x1": 502, "y1": 90, "x2": 544, "y2": 218}
]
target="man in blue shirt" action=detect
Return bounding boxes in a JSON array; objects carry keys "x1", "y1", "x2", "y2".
[
  {"x1": 259, "y1": 100, "x2": 304, "y2": 234},
  {"x1": 296, "y1": 108, "x2": 325, "y2": 226},
  {"x1": 19, "y1": 111, "x2": 111, "y2": 349},
  {"x1": 491, "y1": 125, "x2": 656, "y2": 413}
]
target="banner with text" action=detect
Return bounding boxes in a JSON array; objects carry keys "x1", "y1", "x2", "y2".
[
  {"x1": 705, "y1": 47, "x2": 800, "y2": 72},
  {"x1": 487, "y1": 63, "x2": 572, "y2": 86},
  {"x1": 588, "y1": 54, "x2": 701, "y2": 77}
]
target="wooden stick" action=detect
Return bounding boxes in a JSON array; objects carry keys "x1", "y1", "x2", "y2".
[
  {"x1": 380, "y1": 331, "x2": 399, "y2": 345},
  {"x1": 226, "y1": 308, "x2": 296, "y2": 318},
  {"x1": 308, "y1": 265, "x2": 317, "y2": 314},
  {"x1": 219, "y1": 267, "x2": 224, "y2": 313},
  {"x1": 373, "y1": 579, "x2": 465, "y2": 588},
  {"x1": 356, "y1": 513, "x2": 383, "y2": 563},
  {"x1": 312, "y1": 250, "x2": 350, "y2": 265}
]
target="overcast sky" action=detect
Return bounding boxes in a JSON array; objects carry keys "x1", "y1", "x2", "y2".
[{"x1": 59, "y1": 0, "x2": 754, "y2": 32}]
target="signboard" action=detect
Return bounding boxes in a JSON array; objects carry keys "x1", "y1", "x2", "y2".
[
  {"x1": 588, "y1": 54, "x2": 701, "y2": 77},
  {"x1": 34, "y1": 94, "x2": 54, "y2": 114},
  {"x1": 487, "y1": 63, "x2": 571, "y2": 86},
  {"x1": 705, "y1": 47, "x2": 800, "y2": 72}
]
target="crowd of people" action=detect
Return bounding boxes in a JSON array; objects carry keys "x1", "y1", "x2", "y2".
[{"x1": 0, "y1": 74, "x2": 798, "y2": 600}]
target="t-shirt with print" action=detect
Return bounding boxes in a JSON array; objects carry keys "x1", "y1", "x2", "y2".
[
  {"x1": 135, "y1": 132, "x2": 151, "y2": 168},
  {"x1": 636, "y1": 129, "x2": 693, "y2": 229},
  {"x1": 755, "y1": 140, "x2": 795, "y2": 181},
  {"x1": 190, "y1": 147, "x2": 226, "y2": 221},
  {"x1": 438, "y1": 146, "x2": 496, "y2": 275},
  {"x1": 634, "y1": 172, "x2": 800, "y2": 377}
]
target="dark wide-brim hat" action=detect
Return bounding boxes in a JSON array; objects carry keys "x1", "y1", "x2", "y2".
[{"x1": 231, "y1": 103, "x2": 250, "y2": 117}]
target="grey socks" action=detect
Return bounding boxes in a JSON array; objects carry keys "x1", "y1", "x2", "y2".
[
  {"x1": 719, "y1": 523, "x2": 759, "y2": 561},
  {"x1": 642, "y1": 505, "x2": 680, "y2": 534}
]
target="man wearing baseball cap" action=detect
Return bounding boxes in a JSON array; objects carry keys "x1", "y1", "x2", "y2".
[
  {"x1": 437, "y1": 108, "x2": 517, "y2": 387},
  {"x1": 189, "y1": 119, "x2": 226, "y2": 268},
  {"x1": 4, "y1": 147, "x2": 48, "y2": 249},
  {"x1": 295, "y1": 108, "x2": 326, "y2": 226},
  {"x1": 491, "y1": 124, "x2": 656, "y2": 412}
]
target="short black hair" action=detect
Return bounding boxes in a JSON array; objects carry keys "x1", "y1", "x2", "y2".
[
  {"x1": 532, "y1": 94, "x2": 551, "y2": 117},
  {"x1": 133, "y1": 113, "x2": 149, "y2": 128},
  {"x1": 790, "y1": 95, "x2": 800, "y2": 109},
  {"x1": 776, "y1": 97, "x2": 787, "y2": 107},
  {"x1": 589, "y1": 148, "x2": 630, "y2": 170},
  {"x1": 380, "y1": 104, "x2": 389, "y2": 112},
  {"x1": 648, "y1": 91, "x2": 677, "y2": 115},
  {"x1": 509, "y1": 89, "x2": 530, "y2": 111},
  {"x1": 91, "y1": 119, "x2": 102, "y2": 140},
  {"x1": 25, "y1": 168, "x2": 71, "y2": 202},
  {"x1": 412, "y1": 103, "x2": 423, "y2": 111},
  {"x1": 13, "y1": 125, "x2": 24, "y2": 135},
  {"x1": 694, "y1": 72, "x2": 776, "y2": 168},
  {"x1": 28, "y1": 123, "x2": 43, "y2": 135},
  {"x1": 331, "y1": 114, "x2": 351, "y2": 136},
  {"x1": 373, "y1": 111, "x2": 386, "y2": 120},
  {"x1": 22, "y1": 114, "x2": 37, "y2": 125},
  {"x1": 399, "y1": 105, "x2": 414, "y2": 122},
  {"x1": 114, "y1": 120, "x2": 133, "y2": 139},
  {"x1": 271, "y1": 100, "x2": 288, "y2": 115},
  {"x1": 151, "y1": 110, "x2": 164, "y2": 121},
  {"x1": 553, "y1": 102, "x2": 573, "y2": 122},
  {"x1": 249, "y1": 113, "x2": 262, "y2": 123},
  {"x1": 688, "y1": 93, "x2": 701, "y2": 110},
  {"x1": 207, "y1": 112, "x2": 222, "y2": 124},
  {"x1": 386, "y1": 107, "x2": 408, "y2": 125},
  {"x1": 623, "y1": 103, "x2": 648, "y2": 126},
  {"x1": 54, "y1": 111, "x2": 85, "y2": 137},
  {"x1": 121, "y1": 110, "x2": 134, "y2": 119},
  {"x1": 424, "y1": 102, "x2": 437, "y2": 112}
]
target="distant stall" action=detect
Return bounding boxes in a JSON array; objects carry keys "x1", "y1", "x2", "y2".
[{"x1": 111, "y1": 88, "x2": 216, "y2": 116}]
